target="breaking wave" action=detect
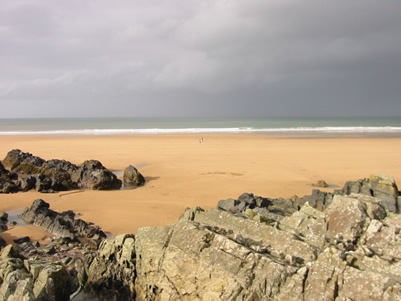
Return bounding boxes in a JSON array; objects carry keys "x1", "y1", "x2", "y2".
[{"x1": 1, "y1": 126, "x2": 401, "y2": 135}]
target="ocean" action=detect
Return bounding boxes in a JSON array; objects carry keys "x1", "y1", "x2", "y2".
[{"x1": 0, "y1": 117, "x2": 401, "y2": 135}]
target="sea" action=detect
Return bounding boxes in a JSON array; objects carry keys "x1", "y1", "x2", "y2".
[{"x1": 0, "y1": 117, "x2": 401, "y2": 135}]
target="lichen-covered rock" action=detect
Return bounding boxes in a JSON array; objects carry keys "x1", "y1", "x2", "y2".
[
  {"x1": 33, "y1": 264, "x2": 72, "y2": 301},
  {"x1": 280, "y1": 202, "x2": 327, "y2": 248},
  {"x1": 134, "y1": 207, "x2": 317, "y2": 300},
  {"x1": 85, "y1": 234, "x2": 136, "y2": 300},
  {"x1": 325, "y1": 195, "x2": 369, "y2": 247}
]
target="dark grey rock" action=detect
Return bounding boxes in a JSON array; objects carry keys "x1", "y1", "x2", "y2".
[
  {"x1": 13, "y1": 236, "x2": 30, "y2": 244},
  {"x1": 2, "y1": 149, "x2": 122, "y2": 192},
  {"x1": 20, "y1": 199, "x2": 107, "y2": 240},
  {"x1": 123, "y1": 165, "x2": 145, "y2": 187}
]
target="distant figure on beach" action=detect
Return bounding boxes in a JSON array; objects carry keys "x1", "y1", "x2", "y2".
[{"x1": 199, "y1": 138, "x2": 204, "y2": 143}]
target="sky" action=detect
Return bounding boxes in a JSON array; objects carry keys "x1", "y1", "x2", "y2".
[{"x1": 1, "y1": 0, "x2": 401, "y2": 118}]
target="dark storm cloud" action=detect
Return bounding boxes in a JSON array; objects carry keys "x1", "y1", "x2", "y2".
[{"x1": 0, "y1": 0, "x2": 400, "y2": 117}]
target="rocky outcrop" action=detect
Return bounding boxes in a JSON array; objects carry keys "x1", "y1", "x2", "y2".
[
  {"x1": 0, "y1": 237, "x2": 94, "y2": 301},
  {"x1": 123, "y1": 165, "x2": 145, "y2": 187},
  {"x1": 133, "y1": 192, "x2": 401, "y2": 300},
  {"x1": 85, "y1": 233, "x2": 136, "y2": 300},
  {"x1": 1, "y1": 175, "x2": 401, "y2": 300},
  {"x1": 1, "y1": 149, "x2": 122, "y2": 192},
  {"x1": 293, "y1": 174, "x2": 400, "y2": 213},
  {"x1": 339, "y1": 174, "x2": 400, "y2": 213},
  {"x1": 20, "y1": 199, "x2": 106, "y2": 241}
]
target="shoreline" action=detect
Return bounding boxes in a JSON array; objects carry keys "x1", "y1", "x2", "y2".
[{"x1": 1, "y1": 133, "x2": 401, "y2": 244}]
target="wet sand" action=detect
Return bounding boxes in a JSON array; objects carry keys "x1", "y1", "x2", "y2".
[{"x1": 1, "y1": 133, "x2": 400, "y2": 244}]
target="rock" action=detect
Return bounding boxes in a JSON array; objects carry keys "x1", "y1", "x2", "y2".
[
  {"x1": 2, "y1": 149, "x2": 45, "y2": 174},
  {"x1": 2, "y1": 149, "x2": 122, "y2": 192},
  {"x1": 2, "y1": 175, "x2": 401, "y2": 300},
  {"x1": 280, "y1": 202, "x2": 327, "y2": 248},
  {"x1": 13, "y1": 236, "x2": 30, "y2": 244},
  {"x1": 295, "y1": 189, "x2": 334, "y2": 211},
  {"x1": 20, "y1": 199, "x2": 107, "y2": 240},
  {"x1": 325, "y1": 195, "x2": 369, "y2": 247},
  {"x1": 0, "y1": 178, "x2": 20, "y2": 193},
  {"x1": 218, "y1": 193, "x2": 297, "y2": 223},
  {"x1": 123, "y1": 165, "x2": 145, "y2": 187},
  {"x1": 85, "y1": 234, "x2": 136, "y2": 299},
  {"x1": 0, "y1": 211, "x2": 8, "y2": 222},
  {"x1": 0, "y1": 237, "x2": 6, "y2": 248},
  {"x1": 134, "y1": 207, "x2": 317, "y2": 300},
  {"x1": 312, "y1": 179, "x2": 329, "y2": 187},
  {"x1": 0, "y1": 161, "x2": 18, "y2": 181},
  {"x1": 33, "y1": 265, "x2": 72, "y2": 301},
  {"x1": 217, "y1": 198, "x2": 239, "y2": 213},
  {"x1": 71, "y1": 160, "x2": 122, "y2": 190},
  {"x1": 339, "y1": 174, "x2": 400, "y2": 213}
]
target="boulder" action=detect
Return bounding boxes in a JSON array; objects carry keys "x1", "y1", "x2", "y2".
[
  {"x1": 122, "y1": 165, "x2": 145, "y2": 187},
  {"x1": 2, "y1": 149, "x2": 122, "y2": 192},
  {"x1": 71, "y1": 160, "x2": 122, "y2": 190}
]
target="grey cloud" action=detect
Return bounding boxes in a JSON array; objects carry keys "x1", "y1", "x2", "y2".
[{"x1": 0, "y1": 0, "x2": 400, "y2": 118}]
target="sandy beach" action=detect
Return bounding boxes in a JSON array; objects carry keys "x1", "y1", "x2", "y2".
[{"x1": 1, "y1": 133, "x2": 401, "y2": 244}]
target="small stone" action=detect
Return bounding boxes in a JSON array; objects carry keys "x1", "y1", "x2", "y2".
[{"x1": 312, "y1": 180, "x2": 329, "y2": 188}]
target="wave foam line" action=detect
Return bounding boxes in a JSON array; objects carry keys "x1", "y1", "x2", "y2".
[{"x1": 1, "y1": 126, "x2": 401, "y2": 135}]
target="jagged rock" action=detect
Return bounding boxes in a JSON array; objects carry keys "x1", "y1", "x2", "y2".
[
  {"x1": 294, "y1": 189, "x2": 334, "y2": 211},
  {"x1": 123, "y1": 165, "x2": 145, "y2": 187},
  {"x1": 20, "y1": 199, "x2": 107, "y2": 240},
  {"x1": 71, "y1": 160, "x2": 122, "y2": 190},
  {"x1": 0, "y1": 178, "x2": 20, "y2": 193},
  {"x1": 340, "y1": 174, "x2": 400, "y2": 213},
  {"x1": 218, "y1": 193, "x2": 298, "y2": 223},
  {"x1": 85, "y1": 233, "x2": 136, "y2": 300},
  {"x1": 325, "y1": 195, "x2": 369, "y2": 248},
  {"x1": 2, "y1": 149, "x2": 45, "y2": 174},
  {"x1": 0, "y1": 244, "x2": 80, "y2": 301},
  {"x1": 33, "y1": 265, "x2": 72, "y2": 301},
  {"x1": 2, "y1": 149, "x2": 122, "y2": 192},
  {"x1": 217, "y1": 198, "x2": 239, "y2": 213},
  {"x1": 134, "y1": 207, "x2": 317, "y2": 300},
  {"x1": 0, "y1": 162, "x2": 18, "y2": 182},
  {"x1": 280, "y1": 202, "x2": 327, "y2": 248}
]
